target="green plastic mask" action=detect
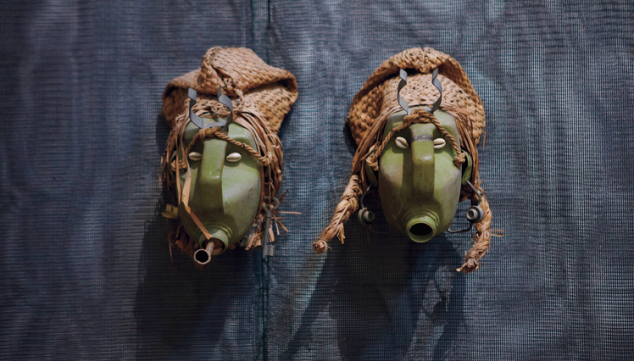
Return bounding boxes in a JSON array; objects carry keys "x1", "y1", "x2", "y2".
[
  {"x1": 375, "y1": 107, "x2": 472, "y2": 242},
  {"x1": 175, "y1": 120, "x2": 262, "y2": 263},
  {"x1": 161, "y1": 46, "x2": 299, "y2": 268},
  {"x1": 314, "y1": 48, "x2": 493, "y2": 273}
]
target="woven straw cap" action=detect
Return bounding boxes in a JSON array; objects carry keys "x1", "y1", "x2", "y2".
[
  {"x1": 347, "y1": 47, "x2": 484, "y2": 146},
  {"x1": 162, "y1": 47, "x2": 298, "y2": 134}
]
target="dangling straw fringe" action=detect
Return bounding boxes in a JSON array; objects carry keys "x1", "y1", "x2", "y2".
[{"x1": 313, "y1": 175, "x2": 364, "y2": 254}]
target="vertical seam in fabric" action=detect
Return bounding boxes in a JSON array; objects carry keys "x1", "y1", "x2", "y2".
[{"x1": 253, "y1": 2, "x2": 272, "y2": 360}]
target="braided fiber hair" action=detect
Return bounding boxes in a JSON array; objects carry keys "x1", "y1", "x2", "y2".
[
  {"x1": 161, "y1": 47, "x2": 297, "y2": 256},
  {"x1": 313, "y1": 48, "x2": 495, "y2": 273}
]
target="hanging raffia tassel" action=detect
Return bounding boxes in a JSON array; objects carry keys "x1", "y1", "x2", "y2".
[
  {"x1": 314, "y1": 47, "x2": 498, "y2": 273},
  {"x1": 161, "y1": 47, "x2": 297, "y2": 257},
  {"x1": 313, "y1": 175, "x2": 364, "y2": 254}
]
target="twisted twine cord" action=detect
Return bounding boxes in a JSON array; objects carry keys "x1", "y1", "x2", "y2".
[
  {"x1": 457, "y1": 187, "x2": 493, "y2": 273},
  {"x1": 183, "y1": 127, "x2": 272, "y2": 167},
  {"x1": 312, "y1": 175, "x2": 364, "y2": 254},
  {"x1": 365, "y1": 108, "x2": 465, "y2": 170},
  {"x1": 203, "y1": 103, "x2": 230, "y2": 117}
]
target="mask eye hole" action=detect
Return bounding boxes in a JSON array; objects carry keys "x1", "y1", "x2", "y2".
[
  {"x1": 395, "y1": 136, "x2": 409, "y2": 149},
  {"x1": 433, "y1": 138, "x2": 446, "y2": 149},
  {"x1": 226, "y1": 152, "x2": 242, "y2": 162},
  {"x1": 188, "y1": 152, "x2": 202, "y2": 161}
]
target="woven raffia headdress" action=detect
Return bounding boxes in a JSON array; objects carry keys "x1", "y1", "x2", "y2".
[
  {"x1": 313, "y1": 47, "x2": 498, "y2": 273},
  {"x1": 161, "y1": 47, "x2": 297, "y2": 255}
]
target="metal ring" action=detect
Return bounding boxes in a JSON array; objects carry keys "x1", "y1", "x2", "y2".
[{"x1": 263, "y1": 196, "x2": 280, "y2": 212}]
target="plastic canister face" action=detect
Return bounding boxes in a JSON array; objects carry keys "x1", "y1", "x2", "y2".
[
  {"x1": 378, "y1": 108, "x2": 462, "y2": 242},
  {"x1": 177, "y1": 121, "x2": 261, "y2": 254}
]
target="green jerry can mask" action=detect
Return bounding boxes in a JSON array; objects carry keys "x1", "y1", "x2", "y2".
[
  {"x1": 314, "y1": 48, "x2": 501, "y2": 273},
  {"x1": 160, "y1": 47, "x2": 297, "y2": 266}
]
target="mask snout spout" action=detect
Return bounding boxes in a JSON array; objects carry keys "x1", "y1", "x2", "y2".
[
  {"x1": 192, "y1": 228, "x2": 230, "y2": 266},
  {"x1": 406, "y1": 214, "x2": 438, "y2": 243},
  {"x1": 193, "y1": 241, "x2": 214, "y2": 266}
]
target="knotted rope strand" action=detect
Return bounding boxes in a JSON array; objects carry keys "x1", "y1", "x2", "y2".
[
  {"x1": 457, "y1": 185, "x2": 492, "y2": 273},
  {"x1": 313, "y1": 175, "x2": 364, "y2": 254},
  {"x1": 366, "y1": 108, "x2": 465, "y2": 171},
  {"x1": 183, "y1": 127, "x2": 272, "y2": 167}
]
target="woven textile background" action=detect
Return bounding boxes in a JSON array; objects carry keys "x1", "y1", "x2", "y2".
[{"x1": 2, "y1": 1, "x2": 634, "y2": 360}]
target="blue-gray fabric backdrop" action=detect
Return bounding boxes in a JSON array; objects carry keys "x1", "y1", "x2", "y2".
[{"x1": 2, "y1": 1, "x2": 634, "y2": 360}]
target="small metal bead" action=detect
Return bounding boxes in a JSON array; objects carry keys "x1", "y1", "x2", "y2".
[
  {"x1": 358, "y1": 208, "x2": 375, "y2": 225},
  {"x1": 466, "y1": 206, "x2": 484, "y2": 222}
]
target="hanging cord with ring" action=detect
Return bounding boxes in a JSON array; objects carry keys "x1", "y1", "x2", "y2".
[{"x1": 447, "y1": 180, "x2": 484, "y2": 234}]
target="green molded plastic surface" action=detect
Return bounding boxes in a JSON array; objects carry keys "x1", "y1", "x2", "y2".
[
  {"x1": 177, "y1": 120, "x2": 261, "y2": 254},
  {"x1": 461, "y1": 151, "x2": 473, "y2": 185},
  {"x1": 378, "y1": 107, "x2": 467, "y2": 243}
]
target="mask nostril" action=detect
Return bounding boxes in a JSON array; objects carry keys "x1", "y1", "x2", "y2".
[
  {"x1": 406, "y1": 216, "x2": 437, "y2": 243},
  {"x1": 410, "y1": 223, "x2": 433, "y2": 237},
  {"x1": 193, "y1": 240, "x2": 215, "y2": 266},
  {"x1": 194, "y1": 249, "x2": 210, "y2": 264}
]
